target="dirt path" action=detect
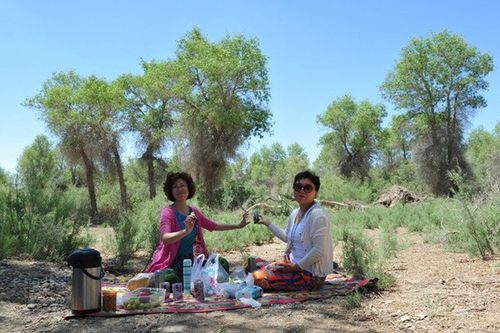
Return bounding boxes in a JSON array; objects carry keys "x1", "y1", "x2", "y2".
[{"x1": 1, "y1": 230, "x2": 498, "y2": 332}]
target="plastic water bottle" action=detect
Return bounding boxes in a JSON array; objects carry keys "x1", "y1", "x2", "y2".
[{"x1": 183, "y1": 259, "x2": 192, "y2": 294}]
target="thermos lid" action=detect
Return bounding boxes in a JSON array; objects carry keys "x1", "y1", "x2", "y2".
[{"x1": 67, "y1": 248, "x2": 102, "y2": 268}]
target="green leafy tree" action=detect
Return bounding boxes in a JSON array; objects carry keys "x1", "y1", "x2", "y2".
[
  {"x1": 378, "y1": 115, "x2": 414, "y2": 180},
  {"x1": 381, "y1": 30, "x2": 493, "y2": 195},
  {"x1": 84, "y1": 77, "x2": 130, "y2": 210},
  {"x1": 17, "y1": 135, "x2": 59, "y2": 190},
  {"x1": 219, "y1": 156, "x2": 254, "y2": 209},
  {"x1": 466, "y1": 124, "x2": 500, "y2": 188},
  {"x1": 25, "y1": 71, "x2": 117, "y2": 223},
  {"x1": 248, "y1": 143, "x2": 287, "y2": 197},
  {"x1": 117, "y1": 60, "x2": 177, "y2": 199},
  {"x1": 0, "y1": 167, "x2": 10, "y2": 186},
  {"x1": 173, "y1": 28, "x2": 272, "y2": 204},
  {"x1": 313, "y1": 148, "x2": 337, "y2": 176},
  {"x1": 318, "y1": 95, "x2": 386, "y2": 182},
  {"x1": 283, "y1": 143, "x2": 310, "y2": 188}
]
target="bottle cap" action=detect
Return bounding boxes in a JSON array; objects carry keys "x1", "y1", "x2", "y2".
[{"x1": 183, "y1": 259, "x2": 192, "y2": 266}]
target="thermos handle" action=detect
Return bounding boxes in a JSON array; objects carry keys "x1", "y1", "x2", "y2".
[{"x1": 81, "y1": 267, "x2": 105, "y2": 280}]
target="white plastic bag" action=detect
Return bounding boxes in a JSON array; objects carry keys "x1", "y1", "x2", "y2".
[
  {"x1": 230, "y1": 266, "x2": 246, "y2": 283},
  {"x1": 245, "y1": 272, "x2": 254, "y2": 286},
  {"x1": 190, "y1": 254, "x2": 205, "y2": 292},
  {"x1": 202, "y1": 253, "x2": 219, "y2": 296}
]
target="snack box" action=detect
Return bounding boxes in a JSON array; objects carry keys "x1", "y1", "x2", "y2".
[
  {"x1": 122, "y1": 287, "x2": 165, "y2": 310},
  {"x1": 235, "y1": 285, "x2": 263, "y2": 300}
]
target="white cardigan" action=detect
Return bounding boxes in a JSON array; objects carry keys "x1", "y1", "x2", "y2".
[{"x1": 268, "y1": 203, "x2": 333, "y2": 277}]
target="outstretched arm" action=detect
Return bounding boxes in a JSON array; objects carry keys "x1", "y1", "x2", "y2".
[{"x1": 214, "y1": 210, "x2": 249, "y2": 231}]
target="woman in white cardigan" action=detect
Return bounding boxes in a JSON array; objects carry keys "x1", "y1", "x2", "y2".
[{"x1": 254, "y1": 170, "x2": 333, "y2": 291}]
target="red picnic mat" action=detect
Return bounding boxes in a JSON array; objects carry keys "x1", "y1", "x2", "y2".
[{"x1": 64, "y1": 275, "x2": 376, "y2": 319}]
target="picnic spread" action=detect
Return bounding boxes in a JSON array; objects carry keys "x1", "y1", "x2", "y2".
[
  {"x1": 65, "y1": 275, "x2": 375, "y2": 319},
  {"x1": 65, "y1": 248, "x2": 377, "y2": 319}
]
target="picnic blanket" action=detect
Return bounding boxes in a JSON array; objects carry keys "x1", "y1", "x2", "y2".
[{"x1": 65, "y1": 274, "x2": 377, "y2": 319}]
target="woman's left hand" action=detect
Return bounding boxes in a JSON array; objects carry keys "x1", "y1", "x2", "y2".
[
  {"x1": 275, "y1": 263, "x2": 300, "y2": 273},
  {"x1": 238, "y1": 210, "x2": 250, "y2": 228}
]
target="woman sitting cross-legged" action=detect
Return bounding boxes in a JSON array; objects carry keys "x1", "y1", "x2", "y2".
[
  {"x1": 145, "y1": 172, "x2": 249, "y2": 277},
  {"x1": 253, "y1": 170, "x2": 333, "y2": 291}
]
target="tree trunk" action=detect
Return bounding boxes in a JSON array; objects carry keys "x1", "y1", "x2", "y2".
[
  {"x1": 446, "y1": 103, "x2": 453, "y2": 170},
  {"x1": 111, "y1": 141, "x2": 129, "y2": 210},
  {"x1": 80, "y1": 147, "x2": 99, "y2": 224},
  {"x1": 144, "y1": 145, "x2": 156, "y2": 199}
]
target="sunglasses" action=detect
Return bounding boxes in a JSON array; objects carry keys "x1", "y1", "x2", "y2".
[{"x1": 293, "y1": 183, "x2": 314, "y2": 193}]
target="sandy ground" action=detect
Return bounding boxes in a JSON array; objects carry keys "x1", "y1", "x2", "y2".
[{"x1": 1, "y1": 228, "x2": 499, "y2": 333}]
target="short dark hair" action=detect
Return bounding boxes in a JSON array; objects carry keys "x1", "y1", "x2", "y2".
[
  {"x1": 163, "y1": 172, "x2": 196, "y2": 201},
  {"x1": 293, "y1": 170, "x2": 320, "y2": 192}
]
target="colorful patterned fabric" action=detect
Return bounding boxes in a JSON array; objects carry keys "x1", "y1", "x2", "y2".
[
  {"x1": 64, "y1": 275, "x2": 377, "y2": 319},
  {"x1": 253, "y1": 261, "x2": 325, "y2": 291}
]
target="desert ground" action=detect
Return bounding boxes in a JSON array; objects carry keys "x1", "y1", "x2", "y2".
[{"x1": 1, "y1": 228, "x2": 499, "y2": 333}]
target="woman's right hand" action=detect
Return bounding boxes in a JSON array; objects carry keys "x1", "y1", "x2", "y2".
[
  {"x1": 184, "y1": 214, "x2": 196, "y2": 234},
  {"x1": 256, "y1": 215, "x2": 271, "y2": 226}
]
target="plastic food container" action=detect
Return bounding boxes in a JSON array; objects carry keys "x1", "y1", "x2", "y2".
[
  {"x1": 122, "y1": 288, "x2": 165, "y2": 310},
  {"x1": 235, "y1": 285, "x2": 263, "y2": 300}
]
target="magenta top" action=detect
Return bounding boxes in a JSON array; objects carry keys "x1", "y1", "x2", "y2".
[{"x1": 145, "y1": 205, "x2": 218, "y2": 272}]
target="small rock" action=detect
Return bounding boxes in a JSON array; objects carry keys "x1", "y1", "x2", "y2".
[
  {"x1": 416, "y1": 313, "x2": 427, "y2": 320},
  {"x1": 27, "y1": 303, "x2": 37, "y2": 310},
  {"x1": 400, "y1": 314, "x2": 412, "y2": 322}
]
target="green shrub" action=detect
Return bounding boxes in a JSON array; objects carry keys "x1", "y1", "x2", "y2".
[
  {"x1": 379, "y1": 222, "x2": 399, "y2": 260},
  {"x1": 375, "y1": 270, "x2": 396, "y2": 290},
  {"x1": 447, "y1": 171, "x2": 498, "y2": 258},
  {"x1": 340, "y1": 228, "x2": 377, "y2": 279},
  {"x1": 113, "y1": 212, "x2": 141, "y2": 268},
  {"x1": 0, "y1": 183, "x2": 91, "y2": 261},
  {"x1": 342, "y1": 290, "x2": 362, "y2": 308},
  {"x1": 135, "y1": 196, "x2": 165, "y2": 254}
]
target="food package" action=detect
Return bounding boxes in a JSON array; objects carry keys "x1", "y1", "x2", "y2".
[
  {"x1": 122, "y1": 288, "x2": 166, "y2": 310},
  {"x1": 127, "y1": 273, "x2": 154, "y2": 291},
  {"x1": 235, "y1": 285, "x2": 263, "y2": 300}
]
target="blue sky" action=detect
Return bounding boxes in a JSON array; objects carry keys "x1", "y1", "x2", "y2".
[{"x1": 1, "y1": 1, "x2": 499, "y2": 173}]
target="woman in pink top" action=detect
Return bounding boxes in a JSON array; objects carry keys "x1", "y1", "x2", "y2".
[{"x1": 146, "y1": 172, "x2": 249, "y2": 276}]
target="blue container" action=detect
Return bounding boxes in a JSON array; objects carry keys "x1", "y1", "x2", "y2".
[{"x1": 183, "y1": 259, "x2": 192, "y2": 294}]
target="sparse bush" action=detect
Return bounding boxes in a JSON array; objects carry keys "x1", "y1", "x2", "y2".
[
  {"x1": 448, "y1": 171, "x2": 497, "y2": 259},
  {"x1": 0, "y1": 183, "x2": 16, "y2": 259},
  {"x1": 340, "y1": 228, "x2": 377, "y2": 279},
  {"x1": 113, "y1": 213, "x2": 141, "y2": 267},
  {"x1": 135, "y1": 196, "x2": 164, "y2": 254},
  {"x1": 379, "y1": 222, "x2": 399, "y2": 260},
  {"x1": 342, "y1": 290, "x2": 362, "y2": 308},
  {"x1": 0, "y1": 183, "x2": 91, "y2": 261}
]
